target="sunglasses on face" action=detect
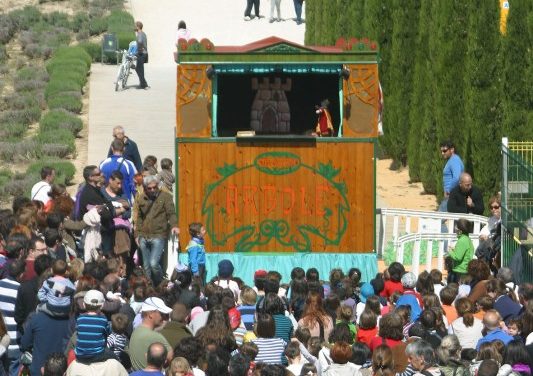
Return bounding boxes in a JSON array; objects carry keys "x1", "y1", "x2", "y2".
[
  {"x1": 490, "y1": 205, "x2": 500, "y2": 209},
  {"x1": 441, "y1": 148, "x2": 449, "y2": 153}
]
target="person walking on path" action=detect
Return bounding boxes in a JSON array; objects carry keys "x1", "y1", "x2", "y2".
[
  {"x1": 107, "y1": 126, "x2": 142, "y2": 172},
  {"x1": 135, "y1": 21, "x2": 149, "y2": 89},
  {"x1": 293, "y1": 0, "x2": 304, "y2": 24},
  {"x1": 244, "y1": 0, "x2": 261, "y2": 21}
]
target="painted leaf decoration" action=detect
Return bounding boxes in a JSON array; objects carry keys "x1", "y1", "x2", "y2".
[
  {"x1": 216, "y1": 163, "x2": 237, "y2": 177},
  {"x1": 317, "y1": 162, "x2": 340, "y2": 179}
]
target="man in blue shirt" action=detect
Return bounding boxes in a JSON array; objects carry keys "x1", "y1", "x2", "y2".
[
  {"x1": 100, "y1": 139, "x2": 137, "y2": 203},
  {"x1": 439, "y1": 140, "x2": 464, "y2": 212},
  {"x1": 476, "y1": 309, "x2": 513, "y2": 350}
]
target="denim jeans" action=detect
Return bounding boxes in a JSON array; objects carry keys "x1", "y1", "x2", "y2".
[
  {"x1": 293, "y1": 0, "x2": 303, "y2": 22},
  {"x1": 139, "y1": 236, "x2": 166, "y2": 285}
]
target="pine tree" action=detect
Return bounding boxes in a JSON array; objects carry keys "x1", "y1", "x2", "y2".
[
  {"x1": 501, "y1": 0, "x2": 532, "y2": 140},
  {"x1": 381, "y1": 0, "x2": 420, "y2": 166},
  {"x1": 321, "y1": 0, "x2": 338, "y2": 45},
  {"x1": 407, "y1": 0, "x2": 433, "y2": 182},
  {"x1": 465, "y1": 0, "x2": 502, "y2": 206}
]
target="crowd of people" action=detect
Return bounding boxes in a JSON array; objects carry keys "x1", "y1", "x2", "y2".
[{"x1": 0, "y1": 124, "x2": 521, "y2": 376}]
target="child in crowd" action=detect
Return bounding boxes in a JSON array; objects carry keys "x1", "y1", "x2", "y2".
[
  {"x1": 213, "y1": 259, "x2": 240, "y2": 301},
  {"x1": 356, "y1": 310, "x2": 378, "y2": 347},
  {"x1": 107, "y1": 313, "x2": 129, "y2": 360},
  {"x1": 187, "y1": 222, "x2": 206, "y2": 285},
  {"x1": 158, "y1": 158, "x2": 175, "y2": 193},
  {"x1": 336, "y1": 305, "x2": 356, "y2": 339},
  {"x1": 169, "y1": 357, "x2": 193, "y2": 376},
  {"x1": 474, "y1": 295, "x2": 494, "y2": 320},
  {"x1": 506, "y1": 318, "x2": 522, "y2": 341},
  {"x1": 75, "y1": 289, "x2": 110, "y2": 361},
  {"x1": 440, "y1": 286, "x2": 459, "y2": 323},
  {"x1": 238, "y1": 286, "x2": 257, "y2": 331},
  {"x1": 285, "y1": 342, "x2": 304, "y2": 376},
  {"x1": 37, "y1": 259, "x2": 76, "y2": 317},
  {"x1": 381, "y1": 262, "x2": 405, "y2": 298},
  {"x1": 142, "y1": 155, "x2": 158, "y2": 175},
  {"x1": 430, "y1": 269, "x2": 446, "y2": 299}
]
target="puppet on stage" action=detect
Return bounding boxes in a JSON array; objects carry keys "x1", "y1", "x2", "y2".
[{"x1": 315, "y1": 99, "x2": 334, "y2": 137}]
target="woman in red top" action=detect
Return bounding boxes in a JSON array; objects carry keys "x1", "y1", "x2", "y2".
[
  {"x1": 381, "y1": 262, "x2": 405, "y2": 298},
  {"x1": 356, "y1": 310, "x2": 378, "y2": 347}
]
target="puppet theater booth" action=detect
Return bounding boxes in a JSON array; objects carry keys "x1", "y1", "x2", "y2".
[{"x1": 173, "y1": 37, "x2": 381, "y2": 285}]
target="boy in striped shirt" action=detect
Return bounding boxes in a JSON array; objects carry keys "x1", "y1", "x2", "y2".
[{"x1": 75, "y1": 290, "x2": 110, "y2": 362}]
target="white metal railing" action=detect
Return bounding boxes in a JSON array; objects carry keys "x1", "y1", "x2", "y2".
[
  {"x1": 393, "y1": 232, "x2": 481, "y2": 276},
  {"x1": 378, "y1": 208, "x2": 489, "y2": 273}
]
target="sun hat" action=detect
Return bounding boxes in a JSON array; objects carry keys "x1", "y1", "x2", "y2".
[
  {"x1": 359, "y1": 282, "x2": 374, "y2": 304},
  {"x1": 84, "y1": 289, "x2": 105, "y2": 307},
  {"x1": 401, "y1": 272, "x2": 417, "y2": 289},
  {"x1": 140, "y1": 297, "x2": 172, "y2": 314},
  {"x1": 218, "y1": 259, "x2": 234, "y2": 278}
]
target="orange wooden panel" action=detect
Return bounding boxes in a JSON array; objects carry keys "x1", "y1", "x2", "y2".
[
  {"x1": 176, "y1": 64, "x2": 212, "y2": 137},
  {"x1": 177, "y1": 141, "x2": 375, "y2": 253},
  {"x1": 342, "y1": 64, "x2": 379, "y2": 138}
]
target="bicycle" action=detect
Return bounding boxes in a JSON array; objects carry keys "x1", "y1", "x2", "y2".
[{"x1": 115, "y1": 49, "x2": 136, "y2": 91}]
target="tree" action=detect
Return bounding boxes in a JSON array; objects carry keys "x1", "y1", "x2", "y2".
[
  {"x1": 501, "y1": 0, "x2": 532, "y2": 140},
  {"x1": 335, "y1": 0, "x2": 353, "y2": 40},
  {"x1": 407, "y1": 0, "x2": 436, "y2": 183},
  {"x1": 381, "y1": 0, "x2": 420, "y2": 166},
  {"x1": 465, "y1": 0, "x2": 502, "y2": 206},
  {"x1": 363, "y1": 1, "x2": 395, "y2": 160},
  {"x1": 347, "y1": 1, "x2": 365, "y2": 38},
  {"x1": 304, "y1": 0, "x2": 317, "y2": 45}
]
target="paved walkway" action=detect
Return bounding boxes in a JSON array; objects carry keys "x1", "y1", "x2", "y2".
[{"x1": 87, "y1": 0, "x2": 305, "y2": 166}]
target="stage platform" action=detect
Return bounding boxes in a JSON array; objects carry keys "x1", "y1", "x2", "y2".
[{"x1": 173, "y1": 252, "x2": 378, "y2": 286}]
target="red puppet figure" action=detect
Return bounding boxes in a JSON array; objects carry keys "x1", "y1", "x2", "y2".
[{"x1": 315, "y1": 99, "x2": 334, "y2": 137}]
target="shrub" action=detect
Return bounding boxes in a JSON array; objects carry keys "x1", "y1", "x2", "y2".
[
  {"x1": 40, "y1": 109, "x2": 83, "y2": 135},
  {"x1": 14, "y1": 78, "x2": 47, "y2": 92},
  {"x1": 0, "y1": 14, "x2": 16, "y2": 44},
  {"x1": 0, "y1": 44, "x2": 7, "y2": 63},
  {"x1": 4, "y1": 93, "x2": 40, "y2": 110},
  {"x1": 49, "y1": 69, "x2": 87, "y2": 87},
  {"x1": 0, "y1": 107, "x2": 41, "y2": 125},
  {"x1": 40, "y1": 143, "x2": 71, "y2": 158},
  {"x1": 51, "y1": 46, "x2": 91, "y2": 69},
  {"x1": 9, "y1": 6, "x2": 42, "y2": 31},
  {"x1": 0, "y1": 122, "x2": 26, "y2": 140},
  {"x1": 0, "y1": 140, "x2": 39, "y2": 162},
  {"x1": 79, "y1": 41, "x2": 100, "y2": 62},
  {"x1": 43, "y1": 11, "x2": 71, "y2": 29},
  {"x1": 36, "y1": 129, "x2": 75, "y2": 154},
  {"x1": 2, "y1": 173, "x2": 36, "y2": 197},
  {"x1": 89, "y1": 17, "x2": 108, "y2": 36},
  {"x1": 16, "y1": 66, "x2": 49, "y2": 81},
  {"x1": 48, "y1": 95, "x2": 83, "y2": 113},
  {"x1": 26, "y1": 159, "x2": 75, "y2": 185},
  {"x1": 44, "y1": 79, "x2": 81, "y2": 100},
  {"x1": 0, "y1": 169, "x2": 12, "y2": 188},
  {"x1": 47, "y1": 59, "x2": 88, "y2": 77},
  {"x1": 72, "y1": 12, "x2": 89, "y2": 32}
]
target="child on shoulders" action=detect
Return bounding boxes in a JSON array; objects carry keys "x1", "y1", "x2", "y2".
[
  {"x1": 37, "y1": 259, "x2": 76, "y2": 317},
  {"x1": 75, "y1": 290, "x2": 111, "y2": 362}
]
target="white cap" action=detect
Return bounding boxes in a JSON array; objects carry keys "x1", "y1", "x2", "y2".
[
  {"x1": 140, "y1": 297, "x2": 172, "y2": 314},
  {"x1": 84, "y1": 290, "x2": 105, "y2": 307}
]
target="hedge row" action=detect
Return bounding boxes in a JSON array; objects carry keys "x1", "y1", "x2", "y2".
[{"x1": 107, "y1": 10, "x2": 136, "y2": 50}]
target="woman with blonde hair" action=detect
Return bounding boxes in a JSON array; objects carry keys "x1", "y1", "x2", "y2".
[
  {"x1": 168, "y1": 357, "x2": 193, "y2": 376},
  {"x1": 436, "y1": 335, "x2": 468, "y2": 376}
]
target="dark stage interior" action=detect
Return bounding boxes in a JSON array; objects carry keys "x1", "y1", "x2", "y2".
[{"x1": 216, "y1": 73, "x2": 341, "y2": 137}]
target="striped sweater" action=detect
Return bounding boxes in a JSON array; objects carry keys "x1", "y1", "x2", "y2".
[
  {"x1": 75, "y1": 313, "x2": 110, "y2": 358},
  {"x1": 0, "y1": 277, "x2": 20, "y2": 357},
  {"x1": 252, "y1": 337, "x2": 287, "y2": 364}
]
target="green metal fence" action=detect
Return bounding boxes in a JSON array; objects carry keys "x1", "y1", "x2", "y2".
[{"x1": 501, "y1": 139, "x2": 533, "y2": 283}]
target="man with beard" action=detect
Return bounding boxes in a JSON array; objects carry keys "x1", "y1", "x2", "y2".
[{"x1": 133, "y1": 175, "x2": 179, "y2": 286}]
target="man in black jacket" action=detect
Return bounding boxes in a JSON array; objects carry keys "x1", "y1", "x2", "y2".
[
  {"x1": 447, "y1": 172, "x2": 484, "y2": 215},
  {"x1": 14, "y1": 253, "x2": 52, "y2": 333},
  {"x1": 107, "y1": 126, "x2": 142, "y2": 171}
]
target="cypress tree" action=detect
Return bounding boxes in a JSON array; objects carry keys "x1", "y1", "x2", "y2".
[
  {"x1": 363, "y1": 0, "x2": 395, "y2": 158},
  {"x1": 419, "y1": 1, "x2": 442, "y2": 195},
  {"x1": 501, "y1": 0, "x2": 532, "y2": 140},
  {"x1": 431, "y1": 0, "x2": 470, "y2": 198},
  {"x1": 321, "y1": 0, "x2": 338, "y2": 45},
  {"x1": 348, "y1": 1, "x2": 365, "y2": 38},
  {"x1": 407, "y1": 0, "x2": 434, "y2": 182},
  {"x1": 381, "y1": 0, "x2": 420, "y2": 166},
  {"x1": 465, "y1": 0, "x2": 502, "y2": 205},
  {"x1": 335, "y1": 0, "x2": 352, "y2": 40},
  {"x1": 304, "y1": 0, "x2": 316, "y2": 45}
]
